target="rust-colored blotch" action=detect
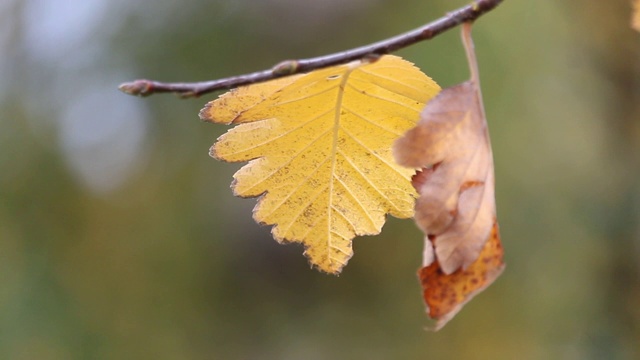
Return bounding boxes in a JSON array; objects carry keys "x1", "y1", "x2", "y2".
[{"x1": 418, "y1": 221, "x2": 505, "y2": 329}]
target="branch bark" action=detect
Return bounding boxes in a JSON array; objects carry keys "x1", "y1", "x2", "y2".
[{"x1": 119, "y1": 0, "x2": 503, "y2": 98}]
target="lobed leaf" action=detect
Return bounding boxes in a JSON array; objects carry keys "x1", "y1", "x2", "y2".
[{"x1": 201, "y1": 55, "x2": 440, "y2": 274}]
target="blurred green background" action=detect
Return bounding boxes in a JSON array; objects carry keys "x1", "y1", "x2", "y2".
[{"x1": 1, "y1": 0, "x2": 639, "y2": 359}]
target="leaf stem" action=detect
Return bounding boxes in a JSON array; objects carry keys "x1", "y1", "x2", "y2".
[
  {"x1": 461, "y1": 23, "x2": 479, "y2": 85},
  {"x1": 461, "y1": 22, "x2": 487, "y2": 121},
  {"x1": 119, "y1": 0, "x2": 504, "y2": 98}
]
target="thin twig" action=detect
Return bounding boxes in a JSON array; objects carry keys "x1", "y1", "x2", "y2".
[{"x1": 119, "y1": 0, "x2": 503, "y2": 98}]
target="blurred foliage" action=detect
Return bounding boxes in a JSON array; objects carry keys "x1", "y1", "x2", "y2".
[{"x1": 0, "y1": 0, "x2": 639, "y2": 359}]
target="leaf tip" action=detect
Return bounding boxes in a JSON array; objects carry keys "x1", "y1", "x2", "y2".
[
  {"x1": 199, "y1": 102, "x2": 214, "y2": 122},
  {"x1": 303, "y1": 246, "x2": 350, "y2": 275},
  {"x1": 208, "y1": 144, "x2": 217, "y2": 159}
]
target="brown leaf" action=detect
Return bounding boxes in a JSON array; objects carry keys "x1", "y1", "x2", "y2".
[
  {"x1": 633, "y1": 0, "x2": 640, "y2": 32},
  {"x1": 393, "y1": 23, "x2": 503, "y2": 328},
  {"x1": 394, "y1": 81, "x2": 496, "y2": 275},
  {"x1": 419, "y1": 221, "x2": 504, "y2": 330}
]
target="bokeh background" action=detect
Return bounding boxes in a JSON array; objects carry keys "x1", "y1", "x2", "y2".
[{"x1": 1, "y1": 0, "x2": 639, "y2": 359}]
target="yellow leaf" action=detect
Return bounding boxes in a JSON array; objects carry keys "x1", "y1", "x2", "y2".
[{"x1": 200, "y1": 55, "x2": 440, "y2": 274}]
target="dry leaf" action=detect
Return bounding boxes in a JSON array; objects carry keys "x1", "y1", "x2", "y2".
[
  {"x1": 394, "y1": 81, "x2": 496, "y2": 274},
  {"x1": 633, "y1": 0, "x2": 640, "y2": 31},
  {"x1": 200, "y1": 55, "x2": 440, "y2": 274},
  {"x1": 393, "y1": 23, "x2": 503, "y2": 328}
]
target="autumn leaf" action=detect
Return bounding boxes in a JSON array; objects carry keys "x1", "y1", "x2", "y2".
[
  {"x1": 633, "y1": 0, "x2": 640, "y2": 32},
  {"x1": 394, "y1": 81, "x2": 496, "y2": 274},
  {"x1": 393, "y1": 23, "x2": 503, "y2": 328},
  {"x1": 200, "y1": 55, "x2": 441, "y2": 274}
]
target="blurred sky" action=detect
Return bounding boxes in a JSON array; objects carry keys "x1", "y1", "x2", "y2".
[{"x1": 1, "y1": 0, "x2": 639, "y2": 359}]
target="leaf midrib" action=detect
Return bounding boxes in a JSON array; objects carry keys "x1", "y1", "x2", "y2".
[{"x1": 327, "y1": 66, "x2": 358, "y2": 266}]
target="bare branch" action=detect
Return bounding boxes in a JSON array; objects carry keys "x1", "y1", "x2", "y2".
[{"x1": 119, "y1": 0, "x2": 504, "y2": 98}]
